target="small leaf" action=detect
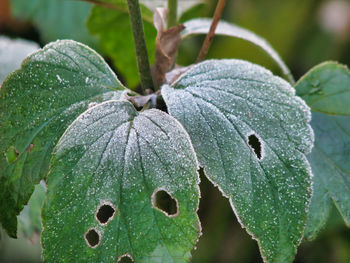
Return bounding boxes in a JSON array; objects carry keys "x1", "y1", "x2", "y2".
[
  {"x1": 162, "y1": 59, "x2": 313, "y2": 263},
  {"x1": 0, "y1": 40, "x2": 126, "y2": 237},
  {"x1": 10, "y1": 0, "x2": 96, "y2": 46},
  {"x1": 18, "y1": 182, "x2": 46, "y2": 241},
  {"x1": 42, "y1": 100, "x2": 201, "y2": 262},
  {"x1": 181, "y1": 18, "x2": 294, "y2": 84},
  {"x1": 0, "y1": 36, "x2": 39, "y2": 84},
  {"x1": 295, "y1": 62, "x2": 350, "y2": 241},
  {"x1": 87, "y1": 2, "x2": 156, "y2": 88}
]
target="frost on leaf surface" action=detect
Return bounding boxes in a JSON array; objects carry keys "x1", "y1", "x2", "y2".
[
  {"x1": 295, "y1": 62, "x2": 350, "y2": 241},
  {"x1": 42, "y1": 100, "x2": 200, "y2": 263},
  {"x1": 0, "y1": 40, "x2": 126, "y2": 237},
  {"x1": 162, "y1": 59, "x2": 313, "y2": 263}
]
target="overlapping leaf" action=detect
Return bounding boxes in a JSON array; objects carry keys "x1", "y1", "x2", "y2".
[
  {"x1": 0, "y1": 40, "x2": 126, "y2": 237},
  {"x1": 162, "y1": 59, "x2": 313, "y2": 263},
  {"x1": 42, "y1": 100, "x2": 201, "y2": 263},
  {"x1": 181, "y1": 18, "x2": 294, "y2": 84},
  {"x1": 295, "y1": 62, "x2": 350, "y2": 240}
]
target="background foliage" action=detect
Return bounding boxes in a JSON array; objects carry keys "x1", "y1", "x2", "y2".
[{"x1": 0, "y1": 0, "x2": 349, "y2": 262}]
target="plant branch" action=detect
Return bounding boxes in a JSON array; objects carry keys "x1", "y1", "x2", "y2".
[
  {"x1": 196, "y1": 0, "x2": 227, "y2": 63},
  {"x1": 126, "y1": 0, "x2": 154, "y2": 93},
  {"x1": 167, "y1": 0, "x2": 178, "y2": 28}
]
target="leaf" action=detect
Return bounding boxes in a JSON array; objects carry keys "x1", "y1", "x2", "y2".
[
  {"x1": 0, "y1": 36, "x2": 39, "y2": 84},
  {"x1": 179, "y1": 3, "x2": 205, "y2": 23},
  {"x1": 42, "y1": 100, "x2": 201, "y2": 262},
  {"x1": 162, "y1": 59, "x2": 313, "y2": 263},
  {"x1": 181, "y1": 18, "x2": 294, "y2": 84},
  {"x1": 87, "y1": 2, "x2": 156, "y2": 88},
  {"x1": 18, "y1": 182, "x2": 46, "y2": 241},
  {"x1": 153, "y1": 8, "x2": 185, "y2": 86},
  {"x1": 295, "y1": 62, "x2": 350, "y2": 241},
  {"x1": 10, "y1": 0, "x2": 96, "y2": 46},
  {"x1": 0, "y1": 40, "x2": 126, "y2": 237}
]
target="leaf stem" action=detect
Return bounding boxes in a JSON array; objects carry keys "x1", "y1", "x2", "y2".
[
  {"x1": 167, "y1": 0, "x2": 178, "y2": 28},
  {"x1": 126, "y1": 0, "x2": 154, "y2": 93},
  {"x1": 196, "y1": 0, "x2": 227, "y2": 63}
]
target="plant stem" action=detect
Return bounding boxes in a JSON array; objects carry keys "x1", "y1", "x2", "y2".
[
  {"x1": 126, "y1": 0, "x2": 154, "y2": 92},
  {"x1": 167, "y1": 0, "x2": 178, "y2": 28},
  {"x1": 196, "y1": 0, "x2": 227, "y2": 63}
]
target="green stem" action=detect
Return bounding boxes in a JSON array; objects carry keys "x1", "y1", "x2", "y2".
[
  {"x1": 167, "y1": 0, "x2": 178, "y2": 28},
  {"x1": 126, "y1": 0, "x2": 154, "y2": 93}
]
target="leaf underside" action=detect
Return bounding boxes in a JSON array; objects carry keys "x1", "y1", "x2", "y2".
[
  {"x1": 42, "y1": 100, "x2": 201, "y2": 263},
  {"x1": 0, "y1": 40, "x2": 126, "y2": 237},
  {"x1": 295, "y1": 62, "x2": 350, "y2": 241},
  {"x1": 181, "y1": 18, "x2": 294, "y2": 84},
  {"x1": 162, "y1": 59, "x2": 313, "y2": 263}
]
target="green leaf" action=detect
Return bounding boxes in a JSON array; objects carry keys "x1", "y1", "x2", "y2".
[
  {"x1": 295, "y1": 62, "x2": 350, "y2": 241},
  {"x1": 179, "y1": 3, "x2": 206, "y2": 23},
  {"x1": 0, "y1": 40, "x2": 126, "y2": 237},
  {"x1": 181, "y1": 18, "x2": 294, "y2": 84},
  {"x1": 87, "y1": 3, "x2": 156, "y2": 88},
  {"x1": 0, "y1": 36, "x2": 39, "y2": 84},
  {"x1": 162, "y1": 59, "x2": 313, "y2": 263},
  {"x1": 18, "y1": 182, "x2": 46, "y2": 240},
  {"x1": 42, "y1": 100, "x2": 200, "y2": 262},
  {"x1": 10, "y1": 0, "x2": 96, "y2": 46}
]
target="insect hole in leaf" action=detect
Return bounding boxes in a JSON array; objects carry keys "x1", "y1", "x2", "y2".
[{"x1": 151, "y1": 188, "x2": 179, "y2": 217}]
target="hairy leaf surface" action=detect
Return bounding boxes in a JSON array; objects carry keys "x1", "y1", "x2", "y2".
[
  {"x1": 182, "y1": 18, "x2": 294, "y2": 84},
  {"x1": 162, "y1": 59, "x2": 313, "y2": 263},
  {"x1": 0, "y1": 40, "x2": 126, "y2": 237},
  {"x1": 295, "y1": 62, "x2": 350, "y2": 240},
  {"x1": 42, "y1": 100, "x2": 200, "y2": 263}
]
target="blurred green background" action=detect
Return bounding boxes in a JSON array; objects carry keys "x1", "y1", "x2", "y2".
[{"x1": 0, "y1": 0, "x2": 350, "y2": 262}]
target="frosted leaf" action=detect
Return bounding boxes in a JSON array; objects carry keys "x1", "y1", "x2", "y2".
[
  {"x1": 42, "y1": 100, "x2": 201, "y2": 263},
  {"x1": 162, "y1": 59, "x2": 313, "y2": 263},
  {"x1": 0, "y1": 40, "x2": 127, "y2": 237},
  {"x1": 0, "y1": 36, "x2": 39, "y2": 84},
  {"x1": 182, "y1": 18, "x2": 294, "y2": 84},
  {"x1": 295, "y1": 62, "x2": 350, "y2": 241}
]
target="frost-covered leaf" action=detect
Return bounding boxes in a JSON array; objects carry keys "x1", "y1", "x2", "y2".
[
  {"x1": 10, "y1": 0, "x2": 96, "y2": 46},
  {"x1": 0, "y1": 40, "x2": 126, "y2": 237},
  {"x1": 87, "y1": 2, "x2": 156, "y2": 88},
  {"x1": 18, "y1": 182, "x2": 46, "y2": 240},
  {"x1": 182, "y1": 18, "x2": 294, "y2": 84},
  {"x1": 295, "y1": 62, "x2": 350, "y2": 241},
  {"x1": 42, "y1": 100, "x2": 200, "y2": 263},
  {"x1": 0, "y1": 36, "x2": 39, "y2": 84},
  {"x1": 162, "y1": 59, "x2": 313, "y2": 263}
]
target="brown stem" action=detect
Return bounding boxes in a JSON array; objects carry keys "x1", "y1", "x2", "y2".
[{"x1": 196, "y1": 0, "x2": 227, "y2": 63}]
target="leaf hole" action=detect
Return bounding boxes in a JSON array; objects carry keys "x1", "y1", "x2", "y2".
[
  {"x1": 151, "y1": 188, "x2": 179, "y2": 217},
  {"x1": 95, "y1": 201, "x2": 116, "y2": 225},
  {"x1": 6, "y1": 146, "x2": 19, "y2": 164},
  {"x1": 117, "y1": 254, "x2": 134, "y2": 263},
  {"x1": 84, "y1": 228, "x2": 101, "y2": 248},
  {"x1": 248, "y1": 134, "x2": 262, "y2": 160}
]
